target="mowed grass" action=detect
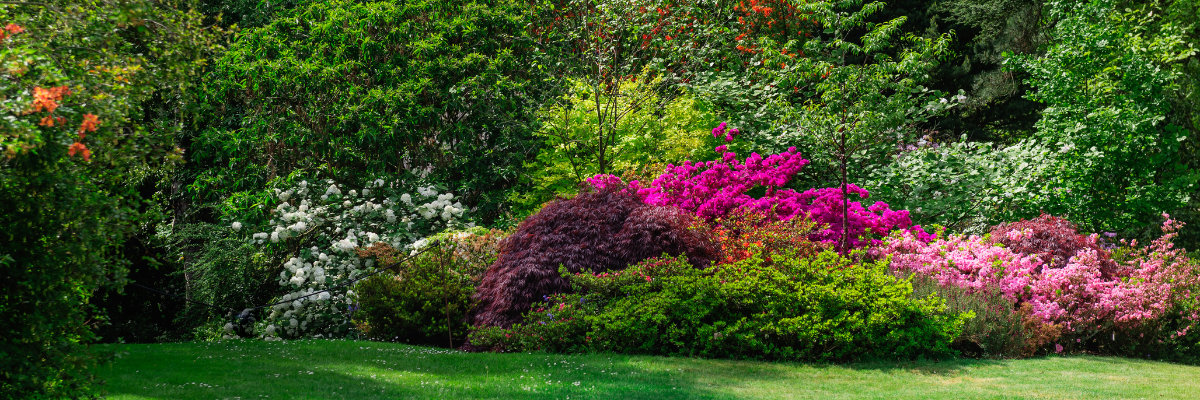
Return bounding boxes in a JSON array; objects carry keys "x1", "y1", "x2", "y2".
[{"x1": 98, "y1": 340, "x2": 1199, "y2": 399}]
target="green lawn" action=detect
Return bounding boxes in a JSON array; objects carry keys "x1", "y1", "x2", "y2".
[{"x1": 98, "y1": 340, "x2": 1199, "y2": 399}]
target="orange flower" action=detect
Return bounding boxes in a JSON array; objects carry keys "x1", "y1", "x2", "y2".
[
  {"x1": 67, "y1": 142, "x2": 91, "y2": 161},
  {"x1": 39, "y1": 116, "x2": 55, "y2": 127},
  {"x1": 79, "y1": 113, "x2": 99, "y2": 134},
  {"x1": 4, "y1": 24, "x2": 23, "y2": 34},
  {"x1": 31, "y1": 86, "x2": 70, "y2": 113}
]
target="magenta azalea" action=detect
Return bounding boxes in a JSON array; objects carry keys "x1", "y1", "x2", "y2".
[{"x1": 591, "y1": 123, "x2": 932, "y2": 252}]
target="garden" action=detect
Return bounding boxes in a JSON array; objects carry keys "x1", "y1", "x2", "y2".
[{"x1": 2, "y1": 0, "x2": 1200, "y2": 398}]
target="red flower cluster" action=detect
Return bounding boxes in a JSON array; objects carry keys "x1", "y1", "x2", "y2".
[{"x1": 0, "y1": 23, "x2": 23, "y2": 41}]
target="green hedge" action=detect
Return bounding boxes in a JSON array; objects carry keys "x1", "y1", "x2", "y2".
[{"x1": 471, "y1": 250, "x2": 966, "y2": 362}]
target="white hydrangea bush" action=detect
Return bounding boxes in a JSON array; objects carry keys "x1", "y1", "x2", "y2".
[{"x1": 238, "y1": 178, "x2": 474, "y2": 339}]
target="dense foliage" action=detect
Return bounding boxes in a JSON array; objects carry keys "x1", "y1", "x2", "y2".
[
  {"x1": 509, "y1": 79, "x2": 721, "y2": 217},
  {"x1": 186, "y1": 0, "x2": 549, "y2": 226},
  {"x1": 1006, "y1": 0, "x2": 1198, "y2": 235}
]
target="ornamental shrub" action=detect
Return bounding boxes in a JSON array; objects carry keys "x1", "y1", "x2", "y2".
[
  {"x1": 470, "y1": 183, "x2": 718, "y2": 328},
  {"x1": 469, "y1": 249, "x2": 965, "y2": 361},
  {"x1": 353, "y1": 228, "x2": 505, "y2": 347},
  {"x1": 880, "y1": 215, "x2": 1200, "y2": 355},
  {"x1": 629, "y1": 139, "x2": 933, "y2": 252}
]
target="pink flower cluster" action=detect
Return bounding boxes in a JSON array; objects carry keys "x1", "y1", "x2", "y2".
[
  {"x1": 770, "y1": 185, "x2": 935, "y2": 250},
  {"x1": 712, "y1": 122, "x2": 740, "y2": 142},
  {"x1": 585, "y1": 174, "x2": 633, "y2": 191},
  {"x1": 589, "y1": 123, "x2": 931, "y2": 252},
  {"x1": 877, "y1": 229, "x2": 1041, "y2": 299},
  {"x1": 880, "y1": 215, "x2": 1199, "y2": 334},
  {"x1": 1106, "y1": 217, "x2": 1200, "y2": 329},
  {"x1": 635, "y1": 145, "x2": 808, "y2": 220}
]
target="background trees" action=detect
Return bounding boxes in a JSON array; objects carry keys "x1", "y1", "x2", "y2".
[{"x1": 185, "y1": 0, "x2": 550, "y2": 226}]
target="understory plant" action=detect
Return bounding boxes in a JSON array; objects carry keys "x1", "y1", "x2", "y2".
[{"x1": 906, "y1": 274, "x2": 1040, "y2": 358}]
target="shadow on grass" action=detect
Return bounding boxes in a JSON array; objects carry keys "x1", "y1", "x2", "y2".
[{"x1": 100, "y1": 341, "x2": 735, "y2": 399}]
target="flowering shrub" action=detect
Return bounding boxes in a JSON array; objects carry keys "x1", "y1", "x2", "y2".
[
  {"x1": 353, "y1": 228, "x2": 505, "y2": 347},
  {"x1": 469, "y1": 249, "x2": 966, "y2": 361},
  {"x1": 880, "y1": 215, "x2": 1200, "y2": 354},
  {"x1": 238, "y1": 178, "x2": 473, "y2": 338},
  {"x1": 627, "y1": 134, "x2": 932, "y2": 252},
  {"x1": 471, "y1": 183, "x2": 718, "y2": 328},
  {"x1": 880, "y1": 230, "x2": 1042, "y2": 300}
]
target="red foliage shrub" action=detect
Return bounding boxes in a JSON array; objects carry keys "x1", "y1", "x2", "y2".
[
  {"x1": 989, "y1": 214, "x2": 1117, "y2": 277},
  {"x1": 470, "y1": 184, "x2": 718, "y2": 328}
]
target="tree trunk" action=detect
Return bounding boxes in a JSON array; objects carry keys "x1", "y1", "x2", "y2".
[{"x1": 840, "y1": 137, "x2": 849, "y2": 252}]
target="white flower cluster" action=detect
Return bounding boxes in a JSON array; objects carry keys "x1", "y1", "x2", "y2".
[{"x1": 242, "y1": 178, "x2": 473, "y2": 339}]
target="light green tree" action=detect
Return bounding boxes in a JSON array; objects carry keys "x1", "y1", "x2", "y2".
[{"x1": 510, "y1": 76, "x2": 720, "y2": 217}]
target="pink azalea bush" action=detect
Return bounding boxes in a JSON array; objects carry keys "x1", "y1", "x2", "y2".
[
  {"x1": 878, "y1": 229, "x2": 1041, "y2": 300},
  {"x1": 880, "y1": 215, "x2": 1200, "y2": 344},
  {"x1": 1107, "y1": 218, "x2": 1200, "y2": 331}
]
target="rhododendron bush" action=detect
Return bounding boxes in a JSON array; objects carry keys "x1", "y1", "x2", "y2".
[
  {"x1": 235, "y1": 178, "x2": 474, "y2": 338},
  {"x1": 879, "y1": 215, "x2": 1200, "y2": 353}
]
